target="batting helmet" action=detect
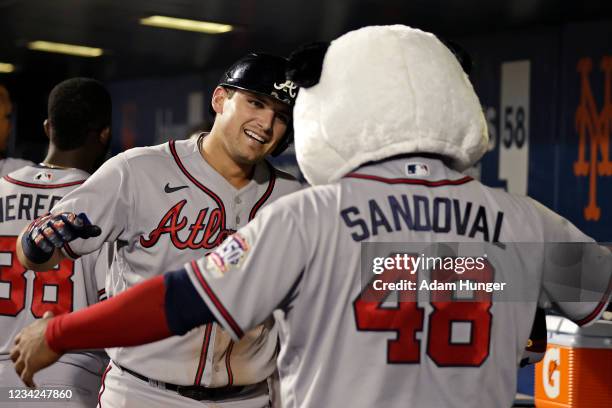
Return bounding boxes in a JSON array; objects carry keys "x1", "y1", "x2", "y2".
[{"x1": 212, "y1": 53, "x2": 298, "y2": 156}]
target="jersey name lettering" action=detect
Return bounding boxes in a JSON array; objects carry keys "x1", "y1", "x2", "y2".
[
  {"x1": 140, "y1": 200, "x2": 236, "y2": 250},
  {"x1": 0, "y1": 193, "x2": 63, "y2": 222},
  {"x1": 340, "y1": 194, "x2": 504, "y2": 242}
]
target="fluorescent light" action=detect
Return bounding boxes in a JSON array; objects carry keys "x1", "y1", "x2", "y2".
[
  {"x1": 140, "y1": 15, "x2": 233, "y2": 34},
  {"x1": 28, "y1": 41, "x2": 103, "y2": 57},
  {"x1": 0, "y1": 63, "x2": 15, "y2": 73}
]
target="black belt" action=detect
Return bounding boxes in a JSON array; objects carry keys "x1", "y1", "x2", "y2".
[{"x1": 114, "y1": 361, "x2": 252, "y2": 401}]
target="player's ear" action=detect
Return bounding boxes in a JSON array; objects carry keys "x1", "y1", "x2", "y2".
[
  {"x1": 99, "y1": 126, "x2": 111, "y2": 146},
  {"x1": 211, "y1": 86, "x2": 228, "y2": 115},
  {"x1": 43, "y1": 119, "x2": 51, "y2": 140}
]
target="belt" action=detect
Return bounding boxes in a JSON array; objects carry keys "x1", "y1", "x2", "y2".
[{"x1": 113, "y1": 361, "x2": 253, "y2": 401}]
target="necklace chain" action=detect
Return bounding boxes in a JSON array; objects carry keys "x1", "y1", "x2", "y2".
[{"x1": 39, "y1": 162, "x2": 71, "y2": 170}]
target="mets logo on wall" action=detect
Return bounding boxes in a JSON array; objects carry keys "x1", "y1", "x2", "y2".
[{"x1": 574, "y1": 56, "x2": 612, "y2": 221}]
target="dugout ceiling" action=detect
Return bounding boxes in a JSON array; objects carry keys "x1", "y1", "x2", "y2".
[{"x1": 0, "y1": 0, "x2": 611, "y2": 81}]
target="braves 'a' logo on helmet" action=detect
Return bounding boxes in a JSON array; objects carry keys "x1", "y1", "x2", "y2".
[{"x1": 273, "y1": 80, "x2": 298, "y2": 99}]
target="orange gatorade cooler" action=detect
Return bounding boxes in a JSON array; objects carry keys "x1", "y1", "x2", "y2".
[{"x1": 535, "y1": 316, "x2": 612, "y2": 407}]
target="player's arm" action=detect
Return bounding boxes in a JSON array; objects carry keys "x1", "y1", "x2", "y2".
[
  {"x1": 534, "y1": 199, "x2": 612, "y2": 326},
  {"x1": 16, "y1": 212, "x2": 101, "y2": 271},
  {"x1": 10, "y1": 268, "x2": 214, "y2": 387},
  {"x1": 19, "y1": 153, "x2": 135, "y2": 272},
  {"x1": 519, "y1": 307, "x2": 547, "y2": 367}
]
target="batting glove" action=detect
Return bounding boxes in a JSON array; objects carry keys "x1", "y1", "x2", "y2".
[{"x1": 21, "y1": 212, "x2": 101, "y2": 264}]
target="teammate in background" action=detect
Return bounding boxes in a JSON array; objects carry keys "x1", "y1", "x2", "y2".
[
  {"x1": 15, "y1": 54, "x2": 300, "y2": 407},
  {"x1": 13, "y1": 26, "x2": 611, "y2": 407},
  {"x1": 0, "y1": 85, "x2": 33, "y2": 176},
  {"x1": 0, "y1": 78, "x2": 111, "y2": 406}
]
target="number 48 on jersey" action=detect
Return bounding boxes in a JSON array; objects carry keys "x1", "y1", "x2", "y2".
[{"x1": 354, "y1": 260, "x2": 493, "y2": 366}]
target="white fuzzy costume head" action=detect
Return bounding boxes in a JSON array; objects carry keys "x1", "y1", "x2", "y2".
[{"x1": 292, "y1": 25, "x2": 488, "y2": 185}]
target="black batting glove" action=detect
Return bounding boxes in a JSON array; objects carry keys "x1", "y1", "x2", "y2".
[{"x1": 22, "y1": 212, "x2": 101, "y2": 264}]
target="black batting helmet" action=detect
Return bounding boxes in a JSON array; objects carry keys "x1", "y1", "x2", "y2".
[{"x1": 212, "y1": 53, "x2": 298, "y2": 156}]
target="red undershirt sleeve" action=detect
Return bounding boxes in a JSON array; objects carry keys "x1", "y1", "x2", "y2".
[{"x1": 45, "y1": 275, "x2": 171, "y2": 353}]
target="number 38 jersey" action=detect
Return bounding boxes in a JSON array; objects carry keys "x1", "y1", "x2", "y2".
[
  {"x1": 0, "y1": 165, "x2": 107, "y2": 368},
  {"x1": 186, "y1": 156, "x2": 611, "y2": 408}
]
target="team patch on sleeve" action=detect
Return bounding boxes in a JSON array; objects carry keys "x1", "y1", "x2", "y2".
[{"x1": 206, "y1": 233, "x2": 250, "y2": 275}]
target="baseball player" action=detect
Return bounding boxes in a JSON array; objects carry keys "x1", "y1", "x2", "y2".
[
  {"x1": 0, "y1": 78, "x2": 111, "y2": 406},
  {"x1": 12, "y1": 26, "x2": 612, "y2": 408},
  {"x1": 15, "y1": 53, "x2": 301, "y2": 407},
  {"x1": 0, "y1": 85, "x2": 33, "y2": 176}
]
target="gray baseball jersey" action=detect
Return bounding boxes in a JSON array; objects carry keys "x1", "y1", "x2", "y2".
[
  {"x1": 52, "y1": 138, "x2": 301, "y2": 386},
  {"x1": 185, "y1": 156, "x2": 611, "y2": 408},
  {"x1": 0, "y1": 165, "x2": 108, "y2": 383},
  {"x1": 0, "y1": 157, "x2": 34, "y2": 177}
]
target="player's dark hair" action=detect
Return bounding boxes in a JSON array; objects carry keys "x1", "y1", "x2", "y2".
[
  {"x1": 222, "y1": 86, "x2": 236, "y2": 99},
  {"x1": 47, "y1": 78, "x2": 111, "y2": 150}
]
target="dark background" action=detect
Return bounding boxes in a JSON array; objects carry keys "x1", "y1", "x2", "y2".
[{"x1": 1, "y1": 1, "x2": 611, "y2": 148}]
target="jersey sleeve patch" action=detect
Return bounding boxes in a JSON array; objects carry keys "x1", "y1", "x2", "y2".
[{"x1": 207, "y1": 233, "x2": 250, "y2": 275}]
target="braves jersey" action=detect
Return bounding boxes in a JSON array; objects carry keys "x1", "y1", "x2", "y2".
[
  {"x1": 185, "y1": 156, "x2": 611, "y2": 408},
  {"x1": 0, "y1": 157, "x2": 34, "y2": 177},
  {"x1": 52, "y1": 138, "x2": 301, "y2": 386},
  {"x1": 0, "y1": 165, "x2": 108, "y2": 376}
]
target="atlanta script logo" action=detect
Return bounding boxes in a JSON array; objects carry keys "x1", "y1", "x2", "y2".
[
  {"x1": 140, "y1": 200, "x2": 235, "y2": 250},
  {"x1": 574, "y1": 56, "x2": 612, "y2": 221}
]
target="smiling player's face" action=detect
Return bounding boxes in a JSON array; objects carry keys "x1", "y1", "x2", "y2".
[{"x1": 214, "y1": 87, "x2": 290, "y2": 165}]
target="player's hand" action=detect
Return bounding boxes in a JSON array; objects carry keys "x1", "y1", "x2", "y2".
[
  {"x1": 10, "y1": 312, "x2": 62, "y2": 388},
  {"x1": 22, "y1": 212, "x2": 101, "y2": 264},
  {"x1": 519, "y1": 307, "x2": 547, "y2": 367}
]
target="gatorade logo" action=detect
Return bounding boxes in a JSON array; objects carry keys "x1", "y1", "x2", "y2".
[
  {"x1": 573, "y1": 56, "x2": 612, "y2": 221},
  {"x1": 542, "y1": 347, "x2": 561, "y2": 399}
]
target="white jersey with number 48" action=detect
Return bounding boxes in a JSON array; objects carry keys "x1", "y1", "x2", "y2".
[{"x1": 186, "y1": 156, "x2": 611, "y2": 408}]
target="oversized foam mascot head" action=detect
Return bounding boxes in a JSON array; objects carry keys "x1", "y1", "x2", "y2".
[{"x1": 287, "y1": 25, "x2": 488, "y2": 185}]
